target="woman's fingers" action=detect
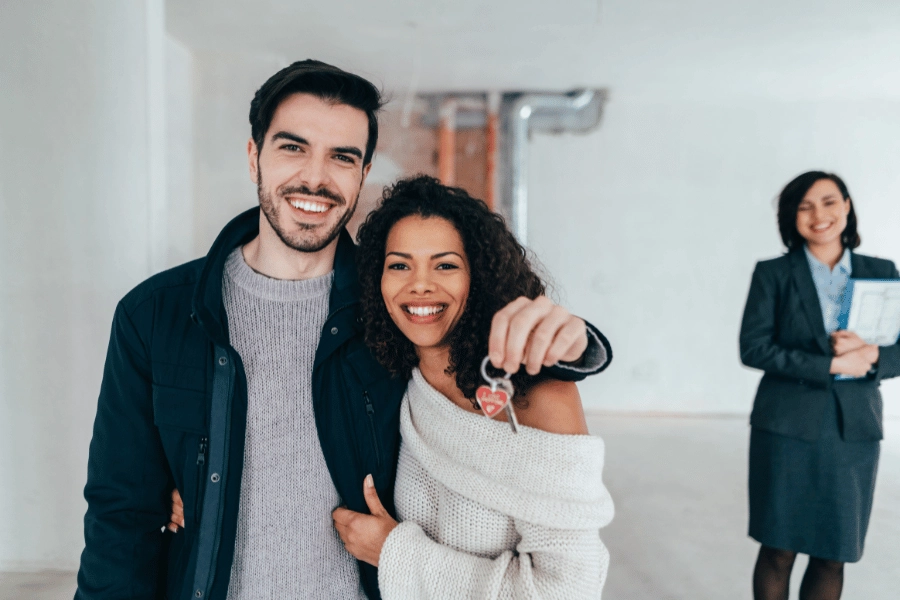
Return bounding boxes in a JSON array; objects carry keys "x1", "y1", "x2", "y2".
[
  {"x1": 489, "y1": 297, "x2": 532, "y2": 370},
  {"x1": 363, "y1": 474, "x2": 387, "y2": 517},
  {"x1": 522, "y1": 306, "x2": 576, "y2": 374},
  {"x1": 490, "y1": 297, "x2": 587, "y2": 375}
]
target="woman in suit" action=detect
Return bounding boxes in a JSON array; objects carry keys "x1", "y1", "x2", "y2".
[{"x1": 740, "y1": 171, "x2": 900, "y2": 600}]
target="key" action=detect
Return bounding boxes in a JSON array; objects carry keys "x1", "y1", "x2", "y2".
[{"x1": 476, "y1": 356, "x2": 519, "y2": 433}]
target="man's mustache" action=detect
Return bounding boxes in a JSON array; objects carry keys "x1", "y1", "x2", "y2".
[{"x1": 279, "y1": 184, "x2": 344, "y2": 205}]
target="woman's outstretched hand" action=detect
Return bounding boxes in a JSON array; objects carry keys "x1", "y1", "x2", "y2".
[
  {"x1": 489, "y1": 296, "x2": 588, "y2": 375},
  {"x1": 333, "y1": 475, "x2": 398, "y2": 567}
]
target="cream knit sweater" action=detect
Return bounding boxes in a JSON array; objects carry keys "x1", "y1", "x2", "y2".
[{"x1": 378, "y1": 369, "x2": 614, "y2": 599}]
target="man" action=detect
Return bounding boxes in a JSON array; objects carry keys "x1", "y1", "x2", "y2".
[{"x1": 76, "y1": 60, "x2": 611, "y2": 600}]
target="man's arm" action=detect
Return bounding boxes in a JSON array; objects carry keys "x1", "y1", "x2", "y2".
[
  {"x1": 76, "y1": 301, "x2": 171, "y2": 599},
  {"x1": 488, "y1": 296, "x2": 611, "y2": 381}
]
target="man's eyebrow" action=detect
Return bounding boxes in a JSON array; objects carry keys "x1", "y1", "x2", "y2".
[
  {"x1": 271, "y1": 131, "x2": 309, "y2": 145},
  {"x1": 333, "y1": 146, "x2": 363, "y2": 159}
]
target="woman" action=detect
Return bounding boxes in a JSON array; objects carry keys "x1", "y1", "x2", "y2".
[
  {"x1": 329, "y1": 175, "x2": 614, "y2": 598},
  {"x1": 739, "y1": 171, "x2": 900, "y2": 600}
]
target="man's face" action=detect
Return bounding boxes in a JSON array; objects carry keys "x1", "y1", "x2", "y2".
[{"x1": 249, "y1": 93, "x2": 371, "y2": 253}]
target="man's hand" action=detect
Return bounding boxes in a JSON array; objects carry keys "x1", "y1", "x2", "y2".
[
  {"x1": 830, "y1": 346, "x2": 878, "y2": 378},
  {"x1": 167, "y1": 489, "x2": 185, "y2": 533},
  {"x1": 489, "y1": 296, "x2": 588, "y2": 375},
  {"x1": 831, "y1": 330, "x2": 868, "y2": 357},
  {"x1": 332, "y1": 475, "x2": 398, "y2": 567}
]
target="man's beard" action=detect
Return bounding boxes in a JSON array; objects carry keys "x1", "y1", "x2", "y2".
[{"x1": 257, "y1": 174, "x2": 357, "y2": 253}]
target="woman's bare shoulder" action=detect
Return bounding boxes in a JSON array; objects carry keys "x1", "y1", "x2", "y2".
[{"x1": 516, "y1": 379, "x2": 589, "y2": 435}]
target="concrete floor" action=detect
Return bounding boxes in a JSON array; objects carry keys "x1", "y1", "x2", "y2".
[{"x1": 3, "y1": 415, "x2": 898, "y2": 600}]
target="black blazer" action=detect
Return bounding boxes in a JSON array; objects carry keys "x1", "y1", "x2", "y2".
[{"x1": 739, "y1": 249, "x2": 900, "y2": 442}]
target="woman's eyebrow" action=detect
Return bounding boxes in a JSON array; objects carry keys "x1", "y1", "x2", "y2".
[{"x1": 384, "y1": 251, "x2": 463, "y2": 260}]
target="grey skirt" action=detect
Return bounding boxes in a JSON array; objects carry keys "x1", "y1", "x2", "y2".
[{"x1": 748, "y1": 392, "x2": 880, "y2": 563}]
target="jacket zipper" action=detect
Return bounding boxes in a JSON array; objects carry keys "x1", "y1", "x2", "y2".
[
  {"x1": 194, "y1": 436, "x2": 207, "y2": 525},
  {"x1": 363, "y1": 391, "x2": 382, "y2": 469}
]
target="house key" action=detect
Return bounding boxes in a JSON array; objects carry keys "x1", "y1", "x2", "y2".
[{"x1": 476, "y1": 356, "x2": 519, "y2": 433}]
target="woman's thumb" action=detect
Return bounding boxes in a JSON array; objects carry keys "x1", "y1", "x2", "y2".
[{"x1": 363, "y1": 474, "x2": 385, "y2": 515}]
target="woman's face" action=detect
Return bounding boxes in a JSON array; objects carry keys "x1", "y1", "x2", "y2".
[
  {"x1": 795, "y1": 178, "x2": 851, "y2": 248},
  {"x1": 381, "y1": 215, "x2": 471, "y2": 353}
]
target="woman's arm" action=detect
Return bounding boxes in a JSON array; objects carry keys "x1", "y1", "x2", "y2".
[
  {"x1": 739, "y1": 262, "x2": 833, "y2": 385},
  {"x1": 516, "y1": 379, "x2": 589, "y2": 435},
  {"x1": 378, "y1": 518, "x2": 607, "y2": 600}
]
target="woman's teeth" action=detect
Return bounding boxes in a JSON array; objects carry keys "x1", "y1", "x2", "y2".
[
  {"x1": 289, "y1": 199, "x2": 328, "y2": 213},
  {"x1": 406, "y1": 305, "x2": 445, "y2": 316}
]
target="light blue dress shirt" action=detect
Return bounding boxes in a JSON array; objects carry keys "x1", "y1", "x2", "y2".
[{"x1": 804, "y1": 245, "x2": 852, "y2": 334}]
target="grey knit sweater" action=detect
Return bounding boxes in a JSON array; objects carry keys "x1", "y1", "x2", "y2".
[{"x1": 222, "y1": 249, "x2": 364, "y2": 600}]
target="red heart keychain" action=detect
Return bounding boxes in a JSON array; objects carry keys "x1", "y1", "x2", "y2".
[
  {"x1": 477, "y1": 356, "x2": 519, "y2": 433},
  {"x1": 476, "y1": 385, "x2": 511, "y2": 418}
]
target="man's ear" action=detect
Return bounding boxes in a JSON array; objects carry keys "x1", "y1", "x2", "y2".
[
  {"x1": 247, "y1": 138, "x2": 260, "y2": 184},
  {"x1": 360, "y1": 161, "x2": 373, "y2": 189}
]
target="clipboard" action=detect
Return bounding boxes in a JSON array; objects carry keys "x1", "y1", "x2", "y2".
[{"x1": 835, "y1": 279, "x2": 900, "y2": 379}]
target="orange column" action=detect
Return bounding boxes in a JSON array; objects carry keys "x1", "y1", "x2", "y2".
[
  {"x1": 437, "y1": 99, "x2": 457, "y2": 185},
  {"x1": 485, "y1": 92, "x2": 501, "y2": 210}
]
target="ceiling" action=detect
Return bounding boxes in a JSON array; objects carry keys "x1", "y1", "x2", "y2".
[{"x1": 168, "y1": 0, "x2": 900, "y2": 101}]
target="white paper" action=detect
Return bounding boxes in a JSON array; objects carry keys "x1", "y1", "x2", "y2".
[{"x1": 845, "y1": 281, "x2": 900, "y2": 345}]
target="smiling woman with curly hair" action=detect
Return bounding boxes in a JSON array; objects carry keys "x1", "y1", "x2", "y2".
[
  {"x1": 355, "y1": 175, "x2": 548, "y2": 403},
  {"x1": 333, "y1": 174, "x2": 615, "y2": 599}
]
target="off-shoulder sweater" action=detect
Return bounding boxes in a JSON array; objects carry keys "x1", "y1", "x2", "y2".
[{"x1": 378, "y1": 368, "x2": 614, "y2": 599}]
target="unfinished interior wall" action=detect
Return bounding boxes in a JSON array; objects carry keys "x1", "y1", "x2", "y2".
[{"x1": 526, "y1": 97, "x2": 900, "y2": 416}]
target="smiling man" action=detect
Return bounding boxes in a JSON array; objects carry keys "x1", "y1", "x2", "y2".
[{"x1": 75, "y1": 60, "x2": 611, "y2": 600}]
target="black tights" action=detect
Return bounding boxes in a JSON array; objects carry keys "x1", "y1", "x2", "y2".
[{"x1": 753, "y1": 545, "x2": 844, "y2": 600}]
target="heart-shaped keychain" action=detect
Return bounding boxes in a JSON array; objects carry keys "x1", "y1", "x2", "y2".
[{"x1": 476, "y1": 356, "x2": 519, "y2": 433}]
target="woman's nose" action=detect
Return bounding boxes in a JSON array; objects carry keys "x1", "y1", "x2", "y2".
[{"x1": 409, "y1": 270, "x2": 435, "y2": 293}]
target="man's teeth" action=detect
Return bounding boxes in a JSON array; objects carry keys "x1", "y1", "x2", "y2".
[
  {"x1": 407, "y1": 305, "x2": 445, "y2": 316},
  {"x1": 289, "y1": 199, "x2": 328, "y2": 213}
]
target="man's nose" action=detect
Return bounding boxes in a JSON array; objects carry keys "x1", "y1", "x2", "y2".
[{"x1": 296, "y1": 153, "x2": 330, "y2": 191}]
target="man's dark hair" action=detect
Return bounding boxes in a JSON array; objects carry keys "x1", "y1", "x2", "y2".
[
  {"x1": 249, "y1": 59, "x2": 384, "y2": 165},
  {"x1": 777, "y1": 170, "x2": 861, "y2": 251},
  {"x1": 356, "y1": 175, "x2": 547, "y2": 405}
]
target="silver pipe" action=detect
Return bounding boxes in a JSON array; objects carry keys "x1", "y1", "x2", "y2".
[{"x1": 508, "y1": 90, "x2": 596, "y2": 244}]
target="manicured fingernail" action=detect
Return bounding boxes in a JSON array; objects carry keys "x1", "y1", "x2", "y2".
[{"x1": 365, "y1": 474, "x2": 374, "y2": 488}]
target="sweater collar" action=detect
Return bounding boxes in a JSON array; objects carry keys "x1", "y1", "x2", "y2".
[{"x1": 191, "y1": 206, "x2": 360, "y2": 345}]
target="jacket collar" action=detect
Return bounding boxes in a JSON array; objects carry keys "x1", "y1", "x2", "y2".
[
  {"x1": 789, "y1": 248, "x2": 831, "y2": 354},
  {"x1": 191, "y1": 206, "x2": 360, "y2": 345}
]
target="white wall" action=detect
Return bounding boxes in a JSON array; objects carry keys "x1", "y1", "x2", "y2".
[
  {"x1": 0, "y1": 0, "x2": 166, "y2": 570},
  {"x1": 528, "y1": 98, "x2": 900, "y2": 415},
  {"x1": 191, "y1": 51, "x2": 288, "y2": 255}
]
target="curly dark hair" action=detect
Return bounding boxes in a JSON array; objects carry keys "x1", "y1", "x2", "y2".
[
  {"x1": 356, "y1": 175, "x2": 547, "y2": 405},
  {"x1": 777, "y1": 171, "x2": 861, "y2": 251}
]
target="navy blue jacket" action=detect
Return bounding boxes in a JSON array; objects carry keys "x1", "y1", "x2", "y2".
[
  {"x1": 76, "y1": 207, "x2": 612, "y2": 600},
  {"x1": 740, "y1": 249, "x2": 900, "y2": 442}
]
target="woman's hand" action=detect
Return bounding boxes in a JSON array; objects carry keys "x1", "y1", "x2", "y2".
[
  {"x1": 167, "y1": 488, "x2": 185, "y2": 533},
  {"x1": 332, "y1": 475, "x2": 398, "y2": 567},
  {"x1": 489, "y1": 296, "x2": 588, "y2": 375},
  {"x1": 830, "y1": 346, "x2": 877, "y2": 378},
  {"x1": 831, "y1": 330, "x2": 867, "y2": 356}
]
